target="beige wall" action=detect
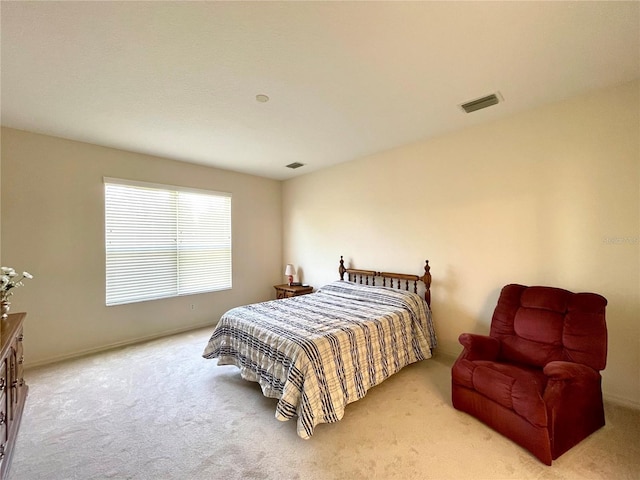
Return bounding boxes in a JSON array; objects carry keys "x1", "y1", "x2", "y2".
[
  {"x1": 1, "y1": 128, "x2": 282, "y2": 365},
  {"x1": 283, "y1": 80, "x2": 640, "y2": 408},
  {"x1": 1, "y1": 81, "x2": 637, "y2": 407}
]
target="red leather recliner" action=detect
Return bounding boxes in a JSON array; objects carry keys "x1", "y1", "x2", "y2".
[{"x1": 451, "y1": 284, "x2": 607, "y2": 465}]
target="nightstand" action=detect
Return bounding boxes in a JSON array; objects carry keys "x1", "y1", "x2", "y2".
[{"x1": 274, "y1": 284, "x2": 313, "y2": 299}]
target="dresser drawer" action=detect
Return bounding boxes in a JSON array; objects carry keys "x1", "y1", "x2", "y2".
[
  {"x1": 15, "y1": 330, "x2": 24, "y2": 386},
  {"x1": 0, "y1": 361, "x2": 7, "y2": 446},
  {"x1": 0, "y1": 394, "x2": 7, "y2": 446}
]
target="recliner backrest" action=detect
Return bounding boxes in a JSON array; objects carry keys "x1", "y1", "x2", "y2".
[{"x1": 489, "y1": 284, "x2": 607, "y2": 371}]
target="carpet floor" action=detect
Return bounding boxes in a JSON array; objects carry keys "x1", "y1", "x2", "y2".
[{"x1": 8, "y1": 327, "x2": 640, "y2": 480}]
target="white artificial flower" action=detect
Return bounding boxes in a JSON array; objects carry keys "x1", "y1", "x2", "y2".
[
  {"x1": 0, "y1": 267, "x2": 33, "y2": 295},
  {"x1": 1, "y1": 267, "x2": 16, "y2": 276}
]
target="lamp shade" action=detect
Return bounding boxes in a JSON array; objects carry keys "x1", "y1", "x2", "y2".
[{"x1": 284, "y1": 264, "x2": 296, "y2": 276}]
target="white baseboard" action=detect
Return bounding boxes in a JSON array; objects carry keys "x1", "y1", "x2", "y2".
[
  {"x1": 25, "y1": 321, "x2": 218, "y2": 369},
  {"x1": 433, "y1": 348, "x2": 459, "y2": 362},
  {"x1": 603, "y1": 392, "x2": 640, "y2": 410}
]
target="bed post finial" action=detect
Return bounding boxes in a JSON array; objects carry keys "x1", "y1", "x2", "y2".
[
  {"x1": 339, "y1": 256, "x2": 346, "y2": 280},
  {"x1": 423, "y1": 260, "x2": 432, "y2": 306}
]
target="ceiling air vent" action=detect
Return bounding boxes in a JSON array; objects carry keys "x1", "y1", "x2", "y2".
[
  {"x1": 286, "y1": 162, "x2": 305, "y2": 169},
  {"x1": 460, "y1": 92, "x2": 502, "y2": 113}
]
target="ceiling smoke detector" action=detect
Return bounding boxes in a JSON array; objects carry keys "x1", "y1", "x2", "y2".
[
  {"x1": 460, "y1": 92, "x2": 502, "y2": 113},
  {"x1": 286, "y1": 162, "x2": 305, "y2": 169}
]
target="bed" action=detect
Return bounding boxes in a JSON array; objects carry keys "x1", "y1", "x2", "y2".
[{"x1": 202, "y1": 256, "x2": 435, "y2": 438}]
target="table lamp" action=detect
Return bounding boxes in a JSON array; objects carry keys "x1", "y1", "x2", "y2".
[{"x1": 285, "y1": 264, "x2": 296, "y2": 286}]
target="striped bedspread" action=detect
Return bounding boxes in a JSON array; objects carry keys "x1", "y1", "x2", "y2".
[{"x1": 202, "y1": 280, "x2": 436, "y2": 438}]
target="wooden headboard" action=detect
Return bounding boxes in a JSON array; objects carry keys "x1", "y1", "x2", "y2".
[{"x1": 338, "y1": 256, "x2": 432, "y2": 306}]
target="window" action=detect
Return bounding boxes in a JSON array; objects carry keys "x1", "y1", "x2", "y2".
[{"x1": 104, "y1": 178, "x2": 232, "y2": 306}]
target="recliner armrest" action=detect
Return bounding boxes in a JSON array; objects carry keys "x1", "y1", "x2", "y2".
[
  {"x1": 543, "y1": 361, "x2": 600, "y2": 382},
  {"x1": 458, "y1": 333, "x2": 500, "y2": 361}
]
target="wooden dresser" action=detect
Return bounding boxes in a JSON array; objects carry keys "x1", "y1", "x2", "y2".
[{"x1": 0, "y1": 312, "x2": 27, "y2": 480}]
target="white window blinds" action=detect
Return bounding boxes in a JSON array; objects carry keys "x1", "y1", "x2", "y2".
[{"x1": 104, "y1": 178, "x2": 232, "y2": 306}]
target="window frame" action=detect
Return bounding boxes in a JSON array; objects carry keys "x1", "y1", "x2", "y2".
[{"x1": 104, "y1": 177, "x2": 232, "y2": 306}]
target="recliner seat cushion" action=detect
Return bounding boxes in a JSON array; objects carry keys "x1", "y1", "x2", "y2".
[{"x1": 456, "y1": 360, "x2": 548, "y2": 427}]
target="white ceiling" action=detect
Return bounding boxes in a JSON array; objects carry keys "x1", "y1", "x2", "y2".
[{"x1": 2, "y1": 1, "x2": 639, "y2": 180}]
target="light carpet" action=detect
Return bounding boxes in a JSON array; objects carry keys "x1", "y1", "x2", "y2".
[{"x1": 8, "y1": 327, "x2": 640, "y2": 480}]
